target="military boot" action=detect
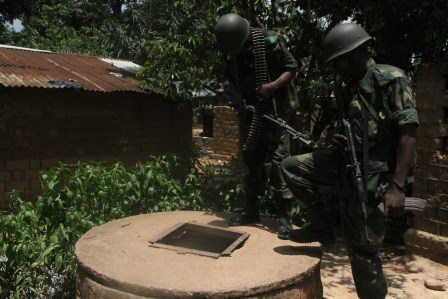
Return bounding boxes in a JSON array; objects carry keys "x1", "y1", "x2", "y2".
[
  {"x1": 229, "y1": 195, "x2": 260, "y2": 226},
  {"x1": 279, "y1": 207, "x2": 334, "y2": 245},
  {"x1": 277, "y1": 217, "x2": 293, "y2": 239},
  {"x1": 228, "y1": 212, "x2": 260, "y2": 226},
  {"x1": 269, "y1": 162, "x2": 295, "y2": 238},
  {"x1": 275, "y1": 192, "x2": 294, "y2": 239}
]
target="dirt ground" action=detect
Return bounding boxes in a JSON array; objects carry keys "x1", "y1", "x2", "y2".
[{"x1": 321, "y1": 243, "x2": 448, "y2": 299}]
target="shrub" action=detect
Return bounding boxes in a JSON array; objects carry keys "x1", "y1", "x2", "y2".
[
  {"x1": 197, "y1": 159, "x2": 245, "y2": 213},
  {"x1": 0, "y1": 156, "x2": 203, "y2": 298}
]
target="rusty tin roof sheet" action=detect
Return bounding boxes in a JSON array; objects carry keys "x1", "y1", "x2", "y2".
[{"x1": 0, "y1": 46, "x2": 146, "y2": 93}]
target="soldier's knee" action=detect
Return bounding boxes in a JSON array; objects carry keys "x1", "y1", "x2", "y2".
[
  {"x1": 280, "y1": 156, "x2": 297, "y2": 175},
  {"x1": 282, "y1": 154, "x2": 310, "y2": 175}
]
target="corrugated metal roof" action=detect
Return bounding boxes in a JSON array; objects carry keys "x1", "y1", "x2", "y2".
[
  {"x1": 0, "y1": 44, "x2": 51, "y2": 53},
  {"x1": 0, "y1": 45, "x2": 147, "y2": 93}
]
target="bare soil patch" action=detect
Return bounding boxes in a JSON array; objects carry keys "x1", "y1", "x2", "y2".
[{"x1": 321, "y1": 243, "x2": 448, "y2": 298}]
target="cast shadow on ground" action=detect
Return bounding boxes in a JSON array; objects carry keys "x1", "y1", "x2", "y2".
[
  {"x1": 274, "y1": 245, "x2": 323, "y2": 258},
  {"x1": 204, "y1": 211, "x2": 279, "y2": 234},
  {"x1": 320, "y1": 243, "x2": 413, "y2": 298}
]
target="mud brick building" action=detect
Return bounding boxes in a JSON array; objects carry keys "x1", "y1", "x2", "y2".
[
  {"x1": 0, "y1": 45, "x2": 191, "y2": 208},
  {"x1": 405, "y1": 58, "x2": 448, "y2": 264},
  {"x1": 211, "y1": 106, "x2": 241, "y2": 160}
]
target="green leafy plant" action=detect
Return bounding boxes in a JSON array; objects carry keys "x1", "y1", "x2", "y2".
[
  {"x1": 1, "y1": 154, "x2": 300, "y2": 297},
  {"x1": 0, "y1": 156, "x2": 204, "y2": 297},
  {"x1": 197, "y1": 159, "x2": 245, "y2": 212}
]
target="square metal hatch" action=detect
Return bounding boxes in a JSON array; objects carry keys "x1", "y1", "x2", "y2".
[{"x1": 148, "y1": 222, "x2": 249, "y2": 258}]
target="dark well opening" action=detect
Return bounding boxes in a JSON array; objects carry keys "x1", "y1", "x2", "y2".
[{"x1": 149, "y1": 223, "x2": 249, "y2": 258}]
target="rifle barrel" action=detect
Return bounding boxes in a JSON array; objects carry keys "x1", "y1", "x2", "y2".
[{"x1": 259, "y1": 114, "x2": 312, "y2": 146}]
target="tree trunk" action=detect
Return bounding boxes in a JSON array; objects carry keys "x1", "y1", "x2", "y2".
[
  {"x1": 249, "y1": 0, "x2": 256, "y2": 25},
  {"x1": 111, "y1": 0, "x2": 124, "y2": 17},
  {"x1": 271, "y1": 0, "x2": 278, "y2": 28},
  {"x1": 307, "y1": 0, "x2": 311, "y2": 21}
]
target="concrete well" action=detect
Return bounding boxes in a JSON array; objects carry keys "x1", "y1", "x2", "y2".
[{"x1": 75, "y1": 211, "x2": 323, "y2": 298}]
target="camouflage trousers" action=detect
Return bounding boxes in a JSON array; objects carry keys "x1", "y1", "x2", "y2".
[
  {"x1": 281, "y1": 150, "x2": 388, "y2": 299},
  {"x1": 240, "y1": 113, "x2": 294, "y2": 217}
]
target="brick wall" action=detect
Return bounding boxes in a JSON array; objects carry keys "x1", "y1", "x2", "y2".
[
  {"x1": 0, "y1": 88, "x2": 192, "y2": 208},
  {"x1": 412, "y1": 59, "x2": 448, "y2": 238},
  {"x1": 211, "y1": 106, "x2": 242, "y2": 159}
]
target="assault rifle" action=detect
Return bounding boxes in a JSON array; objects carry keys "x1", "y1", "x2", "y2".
[
  {"x1": 246, "y1": 105, "x2": 312, "y2": 146},
  {"x1": 341, "y1": 119, "x2": 428, "y2": 244},
  {"x1": 333, "y1": 85, "x2": 427, "y2": 246},
  {"x1": 206, "y1": 87, "x2": 312, "y2": 146},
  {"x1": 341, "y1": 118, "x2": 371, "y2": 242}
]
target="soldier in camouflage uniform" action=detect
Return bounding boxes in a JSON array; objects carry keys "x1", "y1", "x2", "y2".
[
  {"x1": 281, "y1": 23, "x2": 418, "y2": 298},
  {"x1": 214, "y1": 14, "x2": 299, "y2": 229}
]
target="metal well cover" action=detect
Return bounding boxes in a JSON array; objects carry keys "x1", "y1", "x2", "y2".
[{"x1": 149, "y1": 222, "x2": 250, "y2": 258}]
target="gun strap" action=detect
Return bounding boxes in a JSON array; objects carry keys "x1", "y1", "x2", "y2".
[
  {"x1": 358, "y1": 92, "x2": 379, "y2": 122},
  {"x1": 359, "y1": 89, "x2": 393, "y2": 143},
  {"x1": 334, "y1": 84, "x2": 349, "y2": 187},
  {"x1": 361, "y1": 103, "x2": 369, "y2": 198}
]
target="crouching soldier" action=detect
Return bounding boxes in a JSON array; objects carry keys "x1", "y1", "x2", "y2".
[{"x1": 281, "y1": 23, "x2": 418, "y2": 299}]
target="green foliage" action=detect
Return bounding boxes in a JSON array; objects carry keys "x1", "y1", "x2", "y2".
[
  {"x1": 0, "y1": 156, "x2": 205, "y2": 297},
  {"x1": 1, "y1": 155, "x2": 286, "y2": 297},
  {"x1": 197, "y1": 159, "x2": 308, "y2": 224},
  {"x1": 5, "y1": 0, "x2": 448, "y2": 113},
  {"x1": 0, "y1": 0, "x2": 41, "y2": 23},
  {"x1": 136, "y1": 0, "x2": 222, "y2": 100},
  {"x1": 7, "y1": 2, "x2": 102, "y2": 55},
  {"x1": 309, "y1": 0, "x2": 448, "y2": 68},
  {"x1": 197, "y1": 160, "x2": 245, "y2": 213}
]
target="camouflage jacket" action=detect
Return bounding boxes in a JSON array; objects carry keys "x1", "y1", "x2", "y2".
[
  {"x1": 339, "y1": 64, "x2": 419, "y2": 201},
  {"x1": 225, "y1": 29, "x2": 299, "y2": 117}
]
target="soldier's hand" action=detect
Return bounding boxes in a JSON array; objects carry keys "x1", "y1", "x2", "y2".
[
  {"x1": 331, "y1": 133, "x2": 347, "y2": 150},
  {"x1": 383, "y1": 184, "x2": 405, "y2": 218},
  {"x1": 257, "y1": 83, "x2": 276, "y2": 99}
]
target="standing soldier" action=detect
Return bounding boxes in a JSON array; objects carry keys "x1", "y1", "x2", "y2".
[
  {"x1": 214, "y1": 13, "x2": 299, "y2": 232},
  {"x1": 280, "y1": 23, "x2": 418, "y2": 298}
]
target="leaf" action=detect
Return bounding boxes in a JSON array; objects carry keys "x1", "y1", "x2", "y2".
[
  {"x1": 126, "y1": 181, "x2": 132, "y2": 192},
  {"x1": 55, "y1": 255, "x2": 63, "y2": 270},
  {"x1": 38, "y1": 244, "x2": 58, "y2": 260}
]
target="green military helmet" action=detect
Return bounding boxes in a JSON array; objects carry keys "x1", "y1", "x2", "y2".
[
  {"x1": 323, "y1": 23, "x2": 372, "y2": 63},
  {"x1": 215, "y1": 13, "x2": 250, "y2": 54}
]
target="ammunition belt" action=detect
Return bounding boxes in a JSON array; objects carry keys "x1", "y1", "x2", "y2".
[
  {"x1": 230, "y1": 27, "x2": 269, "y2": 152},
  {"x1": 229, "y1": 52, "x2": 240, "y2": 92}
]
